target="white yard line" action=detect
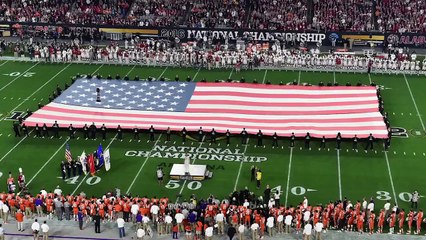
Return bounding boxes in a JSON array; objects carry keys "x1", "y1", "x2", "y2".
[
  {"x1": 92, "y1": 64, "x2": 104, "y2": 75},
  {"x1": 27, "y1": 138, "x2": 69, "y2": 185},
  {"x1": 284, "y1": 147, "x2": 293, "y2": 207},
  {"x1": 0, "y1": 130, "x2": 34, "y2": 163},
  {"x1": 262, "y1": 70, "x2": 268, "y2": 84},
  {"x1": 228, "y1": 68, "x2": 234, "y2": 79},
  {"x1": 0, "y1": 62, "x2": 40, "y2": 92},
  {"x1": 368, "y1": 73, "x2": 372, "y2": 85},
  {"x1": 384, "y1": 151, "x2": 398, "y2": 205},
  {"x1": 176, "y1": 136, "x2": 206, "y2": 202},
  {"x1": 333, "y1": 71, "x2": 336, "y2": 84},
  {"x1": 297, "y1": 70, "x2": 301, "y2": 85},
  {"x1": 125, "y1": 65, "x2": 136, "y2": 76},
  {"x1": 0, "y1": 60, "x2": 10, "y2": 67},
  {"x1": 233, "y1": 139, "x2": 250, "y2": 191},
  {"x1": 158, "y1": 66, "x2": 169, "y2": 79},
  {"x1": 126, "y1": 134, "x2": 163, "y2": 194},
  {"x1": 403, "y1": 73, "x2": 425, "y2": 130},
  {"x1": 192, "y1": 67, "x2": 201, "y2": 81},
  {"x1": 8, "y1": 63, "x2": 72, "y2": 113},
  {"x1": 72, "y1": 133, "x2": 119, "y2": 195},
  {"x1": 337, "y1": 149, "x2": 342, "y2": 200}
]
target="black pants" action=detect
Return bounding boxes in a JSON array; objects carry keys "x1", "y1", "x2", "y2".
[
  {"x1": 166, "y1": 133, "x2": 171, "y2": 141},
  {"x1": 290, "y1": 140, "x2": 294, "y2": 147},
  {"x1": 123, "y1": 212, "x2": 129, "y2": 222},
  {"x1": 150, "y1": 133, "x2": 154, "y2": 141},
  {"x1": 102, "y1": 132, "x2": 106, "y2": 140},
  {"x1": 91, "y1": 131, "x2": 96, "y2": 139},
  {"x1": 83, "y1": 131, "x2": 89, "y2": 139},
  {"x1": 95, "y1": 223, "x2": 100, "y2": 233},
  {"x1": 211, "y1": 137, "x2": 216, "y2": 144},
  {"x1": 353, "y1": 142, "x2": 358, "y2": 150},
  {"x1": 118, "y1": 132, "x2": 122, "y2": 140},
  {"x1": 69, "y1": 131, "x2": 74, "y2": 139},
  {"x1": 79, "y1": 220, "x2": 83, "y2": 230},
  {"x1": 134, "y1": 133, "x2": 139, "y2": 140},
  {"x1": 226, "y1": 136, "x2": 230, "y2": 145},
  {"x1": 320, "y1": 141, "x2": 326, "y2": 149},
  {"x1": 14, "y1": 129, "x2": 21, "y2": 137},
  {"x1": 272, "y1": 139, "x2": 278, "y2": 147},
  {"x1": 365, "y1": 141, "x2": 373, "y2": 150},
  {"x1": 336, "y1": 141, "x2": 341, "y2": 150},
  {"x1": 182, "y1": 134, "x2": 186, "y2": 143},
  {"x1": 257, "y1": 138, "x2": 262, "y2": 146},
  {"x1": 54, "y1": 130, "x2": 59, "y2": 138},
  {"x1": 36, "y1": 130, "x2": 41, "y2": 137},
  {"x1": 256, "y1": 180, "x2": 260, "y2": 188},
  {"x1": 411, "y1": 201, "x2": 418, "y2": 209},
  {"x1": 242, "y1": 137, "x2": 248, "y2": 144},
  {"x1": 305, "y1": 140, "x2": 310, "y2": 149}
]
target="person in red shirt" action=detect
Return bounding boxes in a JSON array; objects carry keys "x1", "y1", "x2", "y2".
[
  {"x1": 389, "y1": 211, "x2": 396, "y2": 234},
  {"x1": 377, "y1": 209, "x2": 385, "y2": 233},
  {"x1": 15, "y1": 209, "x2": 24, "y2": 231},
  {"x1": 407, "y1": 210, "x2": 414, "y2": 234},
  {"x1": 368, "y1": 211, "x2": 375, "y2": 234},
  {"x1": 356, "y1": 213, "x2": 364, "y2": 233},
  {"x1": 398, "y1": 209, "x2": 405, "y2": 234},
  {"x1": 172, "y1": 223, "x2": 179, "y2": 239},
  {"x1": 415, "y1": 209, "x2": 423, "y2": 234}
]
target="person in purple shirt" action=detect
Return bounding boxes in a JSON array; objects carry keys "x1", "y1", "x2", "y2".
[
  {"x1": 35, "y1": 197, "x2": 43, "y2": 217},
  {"x1": 188, "y1": 211, "x2": 197, "y2": 225},
  {"x1": 77, "y1": 209, "x2": 84, "y2": 230}
]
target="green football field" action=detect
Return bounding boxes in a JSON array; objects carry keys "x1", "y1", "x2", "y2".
[{"x1": 0, "y1": 60, "x2": 425, "y2": 212}]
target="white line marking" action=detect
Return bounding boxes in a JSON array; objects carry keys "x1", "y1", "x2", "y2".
[
  {"x1": 126, "y1": 134, "x2": 163, "y2": 194},
  {"x1": 72, "y1": 133, "x2": 118, "y2": 195},
  {"x1": 333, "y1": 71, "x2": 336, "y2": 84},
  {"x1": 0, "y1": 62, "x2": 40, "y2": 92},
  {"x1": 262, "y1": 70, "x2": 268, "y2": 84},
  {"x1": 8, "y1": 63, "x2": 72, "y2": 114},
  {"x1": 158, "y1": 67, "x2": 168, "y2": 79},
  {"x1": 91, "y1": 64, "x2": 104, "y2": 75},
  {"x1": 284, "y1": 147, "x2": 293, "y2": 207},
  {"x1": 297, "y1": 70, "x2": 301, "y2": 85},
  {"x1": 193, "y1": 67, "x2": 201, "y2": 81},
  {"x1": 228, "y1": 68, "x2": 234, "y2": 80},
  {"x1": 0, "y1": 130, "x2": 34, "y2": 163},
  {"x1": 27, "y1": 138, "x2": 69, "y2": 185},
  {"x1": 384, "y1": 151, "x2": 398, "y2": 205},
  {"x1": 233, "y1": 139, "x2": 250, "y2": 191},
  {"x1": 125, "y1": 65, "x2": 136, "y2": 76},
  {"x1": 337, "y1": 149, "x2": 342, "y2": 200},
  {"x1": 0, "y1": 60, "x2": 10, "y2": 67},
  {"x1": 368, "y1": 73, "x2": 372, "y2": 84},
  {"x1": 403, "y1": 74, "x2": 425, "y2": 130}
]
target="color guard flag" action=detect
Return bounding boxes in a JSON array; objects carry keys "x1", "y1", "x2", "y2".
[
  {"x1": 65, "y1": 143, "x2": 72, "y2": 163},
  {"x1": 96, "y1": 144, "x2": 104, "y2": 168},
  {"x1": 88, "y1": 154, "x2": 96, "y2": 176},
  {"x1": 104, "y1": 149, "x2": 111, "y2": 171},
  {"x1": 79, "y1": 151, "x2": 87, "y2": 175}
]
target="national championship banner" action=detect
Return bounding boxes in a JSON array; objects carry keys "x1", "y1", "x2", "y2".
[
  {"x1": 79, "y1": 151, "x2": 87, "y2": 175},
  {"x1": 24, "y1": 79, "x2": 388, "y2": 139},
  {"x1": 104, "y1": 149, "x2": 111, "y2": 171}
]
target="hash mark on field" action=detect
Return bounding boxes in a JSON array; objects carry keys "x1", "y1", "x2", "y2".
[
  {"x1": 284, "y1": 147, "x2": 293, "y2": 207},
  {"x1": 7, "y1": 134, "x2": 11, "y2": 137},
  {"x1": 233, "y1": 139, "x2": 250, "y2": 192}
]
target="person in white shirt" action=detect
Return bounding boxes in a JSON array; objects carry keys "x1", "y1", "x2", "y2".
[
  {"x1": 284, "y1": 214, "x2": 293, "y2": 234},
  {"x1": 303, "y1": 222, "x2": 312, "y2": 240},
  {"x1": 303, "y1": 210, "x2": 311, "y2": 223},
  {"x1": 117, "y1": 217, "x2": 125, "y2": 238},
  {"x1": 266, "y1": 216, "x2": 274, "y2": 236},
  {"x1": 238, "y1": 224, "x2": 245, "y2": 240},
  {"x1": 131, "y1": 203, "x2": 139, "y2": 223},
  {"x1": 2, "y1": 204, "x2": 9, "y2": 223},
  {"x1": 53, "y1": 185, "x2": 62, "y2": 196},
  {"x1": 32, "y1": 219, "x2": 41, "y2": 239},
  {"x1": 165, "y1": 214, "x2": 173, "y2": 234},
  {"x1": 136, "y1": 227, "x2": 145, "y2": 239},
  {"x1": 205, "y1": 226, "x2": 214, "y2": 240},
  {"x1": 384, "y1": 200, "x2": 391, "y2": 217},
  {"x1": 362, "y1": 198, "x2": 367, "y2": 212},
  {"x1": 277, "y1": 214, "x2": 284, "y2": 234},
  {"x1": 250, "y1": 222, "x2": 259, "y2": 240},
  {"x1": 314, "y1": 221, "x2": 324, "y2": 240},
  {"x1": 215, "y1": 212, "x2": 225, "y2": 234},
  {"x1": 175, "y1": 212, "x2": 184, "y2": 232},
  {"x1": 303, "y1": 196, "x2": 308, "y2": 209},
  {"x1": 142, "y1": 215, "x2": 150, "y2": 231},
  {"x1": 150, "y1": 204, "x2": 159, "y2": 223},
  {"x1": 41, "y1": 221, "x2": 49, "y2": 240}
]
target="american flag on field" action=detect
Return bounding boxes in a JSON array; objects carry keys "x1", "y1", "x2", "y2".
[
  {"x1": 65, "y1": 143, "x2": 72, "y2": 163},
  {"x1": 24, "y1": 79, "x2": 389, "y2": 139}
]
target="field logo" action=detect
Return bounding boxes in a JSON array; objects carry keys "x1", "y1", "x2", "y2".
[
  {"x1": 125, "y1": 145, "x2": 268, "y2": 162},
  {"x1": 4, "y1": 111, "x2": 26, "y2": 121},
  {"x1": 390, "y1": 127, "x2": 408, "y2": 138}
]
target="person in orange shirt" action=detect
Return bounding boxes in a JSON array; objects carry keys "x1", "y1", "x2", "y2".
[
  {"x1": 415, "y1": 209, "x2": 423, "y2": 234},
  {"x1": 356, "y1": 213, "x2": 364, "y2": 233},
  {"x1": 195, "y1": 220, "x2": 203, "y2": 240},
  {"x1": 377, "y1": 209, "x2": 385, "y2": 233},
  {"x1": 398, "y1": 209, "x2": 405, "y2": 234},
  {"x1": 389, "y1": 211, "x2": 396, "y2": 234},
  {"x1": 407, "y1": 210, "x2": 414, "y2": 234},
  {"x1": 15, "y1": 209, "x2": 24, "y2": 231},
  {"x1": 368, "y1": 211, "x2": 375, "y2": 234}
]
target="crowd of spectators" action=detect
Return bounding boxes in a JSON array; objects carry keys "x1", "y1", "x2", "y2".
[
  {"x1": 312, "y1": 0, "x2": 373, "y2": 32},
  {"x1": 376, "y1": 0, "x2": 426, "y2": 33},
  {"x1": 1, "y1": 0, "x2": 426, "y2": 33}
]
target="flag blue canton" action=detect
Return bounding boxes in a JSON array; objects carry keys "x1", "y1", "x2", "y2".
[{"x1": 55, "y1": 79, "x2": 196, "y2": 112}]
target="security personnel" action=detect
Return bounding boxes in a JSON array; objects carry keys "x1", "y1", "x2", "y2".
[
  {"x1": 365, "y1": 133, "x2": 374, "y2": 150},
  {"x1": 83, "y1": 124, "x2": 89, "y2": 139},
  {"x1": 353, "y1": 135, "x2": 359, "y2": 150},
  {"x1": 198, "y1": 127, "x2": 204, "y2": 142},
  {"x1": 35, "y1": 123, "x2": 41, "y2": 137},
  {"x1": 133, "y1": 127, "x2": 139, "y2": 140},
  {"x1": 117, "y1": 125, "x2": 123, "y2": 140},
  {"x1": 21, "y1": 123, "x2": 29, "y2": 136},
  {"x1": 272, "y1": 132, "x2": 278, "y2": 147},
  {"x1": 305, "y1": 132, "x2": 311, "y2": 149},
  {"x1": 181, "y1": 127, "x2": 187, "y2": 143},
  {"x1": 60, "y1": 161, "x2": 66, "y2": 180},
  {"x1": 320, "y1": 136, "x2": 326, "y2": 149},
  {"x1": 336, "y1": 132, "x2": 342, "y2": 150},
  {"x1": 75, "y1": 160, "x2": 82, "y2": 176},
  {"x1": 56, "y1": 84, "x2": 62, "y2": 96},
  {"x1": 101, "y1": 124, "x2": 107, "y2": 140},
  {"x1": 149, "y1": 125, "x2": 155, "y2": 141},
  {"x1": 256, "y1": 169, "x2": 262, "y2": 189},
  {"x1": 385, "y1": 133, "x2": 391, "y2": 150},
  {"x1": 257, "y1": 130, "x2": 263, "y2": 146},
  {"x1": 186, "y1": 76, "x2": 191, "y2": 82},
  {"x1": 240, "y1": 128, "x2": 248, "y2": 144},
  {"x1": 13, "y1": 122, "x2": 21, "y2": 137},
  {"x1": 90, "y1": 122, "x2": 97, "y2": 139},
  {"x1": 38, "y1": 102, "x2": 43, "y2": 109},
  {"x1": 42, "y1": 123, "x2": 49, "y2": 137},
  {"x1": 52, "y1": 121, "x2": 60, "y2": 138},
  {"x1": 175, "y1": 75, "x2": 179, "y2": 81},
  {"x1": 66, "y1": 161, "x2": 72, "y2": 178},
  {"x1": 71, "y1": 160, "x2": 77, "y2": 177},
  {"x1": 290, "y1": 132, "x2": 295, "y2": 147},
  {"x1": 210, "y1": 128, "x2": 217, "y2": 144},
  {"x1": 68, "y1": 124, "x2": 75, "y2": 139},
  {"x1": 166, "y1": 127, "x2": 171, "y2": 141},
  {"x1": 226, "y1": 129, "x2": 231, "y2": 145}
]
